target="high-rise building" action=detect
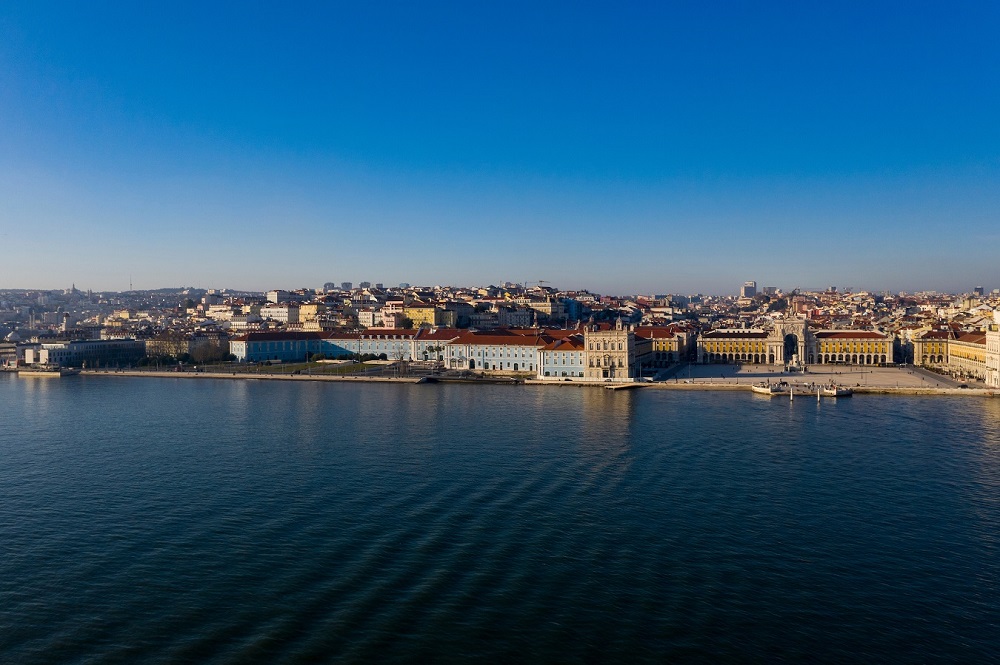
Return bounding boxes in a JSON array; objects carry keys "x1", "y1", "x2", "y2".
[
  {"x1": 974, "y1": 286, "x2": 984, "y2": 296},
  {"x1": 341, "y1": 282, "x2": 353, "y2": 290},
  {"x1": 740, "y1": 281, "x2": 757, "y2": 299},
  {"x1": 359, "y1": 281, "x2": 371, "y2": 289}
]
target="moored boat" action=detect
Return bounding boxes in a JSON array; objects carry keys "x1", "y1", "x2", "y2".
[
  {"x1": 752, "y1": 381, "x2": 790, "y2": 396},
  {"x1": 18, "y1": 366, "x2": 81, "y2": 377},
  {"x1": 821, "y1": 384, "x2": 853, "y2": 397}
]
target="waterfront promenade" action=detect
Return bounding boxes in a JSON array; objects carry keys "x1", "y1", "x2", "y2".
[
  {"x1": 659, "y1": 363, "x2": 994, "y2": 396},
  {"x1": 71, "y1": 364, "x2": 1000, "y2": 396},
  {"x1": 78, "y1": 369, "x2": 425, "y2": 383}
]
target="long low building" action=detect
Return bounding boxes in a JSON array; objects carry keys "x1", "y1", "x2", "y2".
[
  {"x1": 914, "y1": 317, "x2": 1000, "y2": 385},
  {"x1": 697, "y1": 319, "x2": 894, "y2": 366},
  {"x1": 947, "y1": 332, "x2": 988, "y2": 381},
  {"x1": 813, "y1": 330, "x2": 893, "y2": 365},
  {"x1": 233, "y1": 320, "x2": 673, "y2": 382},
  {"x1": 988, "y1": 313, "x2": 1000, "y2": 388},
  {"x1": 230, "y1": 328, "x2": 463, "y2": 363},
  {"x1": 24, "y1": 339, "x2": 145, "y2": 368}
]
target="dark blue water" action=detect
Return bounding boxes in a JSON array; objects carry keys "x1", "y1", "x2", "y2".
[{"x1": 2, "y1": 374, "x2": 999, "y2": 663}]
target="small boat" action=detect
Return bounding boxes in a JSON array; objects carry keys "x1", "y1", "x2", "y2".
[
  {"x1": 752, "y1": 381, "x2": 790, "y2": 396},
  {"x1": 821, "y1": 384, "x2": 853, "y2": 397},
  {"x1": 17, "y1": 365, "x2": 81, "y2": 377}
]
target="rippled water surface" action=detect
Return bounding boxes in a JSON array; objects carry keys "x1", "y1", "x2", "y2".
[{"x1": 2, "y1": 374, "x2": 1000, "y2": 663}]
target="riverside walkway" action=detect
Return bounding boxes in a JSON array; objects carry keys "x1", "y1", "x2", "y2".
[{"x1": 656, "y1": 363, "x2": 995, "y2": 396}]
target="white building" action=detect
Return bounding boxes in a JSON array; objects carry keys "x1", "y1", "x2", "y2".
[
  {"x1": 266, "y1": 290, "x2": 292, "y2": 304},
  {"x1": 24, "y1": 339, "x2": 144, "y2": 368},
  {"x1": 260, "y1": 304, "x2": 299, "y2": 324},
  {"x1": 986, "y1": 311, "x2": 1000, "y2": 388},
  {"x1": 445, "y1": 330, "x2": 544, "y2": 373},
  {"x1": 538, "y1": 334, "x2": 586, "y2": 378}
]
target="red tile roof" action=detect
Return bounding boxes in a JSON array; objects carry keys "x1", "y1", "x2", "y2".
[
  {"x1": 634, "y1": 326, "x2": 676, "y2": 339},
  {"x1": 450, "y1": 331, "x2": 545, "y2": 347},
  {"x1": 233, "y1": 331, "x2": 326, "y2": 342},
  {"x1": 416, "y1": 328, "x2": 463, "y2": 340},
  {"x1": 540, "y1": 335, "x2": 585, "y2": 351},
  {"x1": 701, "y1": 330, "x2": 769, "y2": 339},
  {"x1": 814, "y1": 331, "x2": 888, "y2": 339}
]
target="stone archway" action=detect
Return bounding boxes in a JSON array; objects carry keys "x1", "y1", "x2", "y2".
[{"x1": 784, "y1": 334, "x2": 799, "y2": 362}]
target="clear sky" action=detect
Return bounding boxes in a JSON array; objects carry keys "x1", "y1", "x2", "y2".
[{"x1": 1, "y1": 2, "x2": 998, "y2": 295}]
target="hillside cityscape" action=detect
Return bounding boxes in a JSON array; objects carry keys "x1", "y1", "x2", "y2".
[{"x1": 3, "y1": 280, "x2": 999, "y2": 389}]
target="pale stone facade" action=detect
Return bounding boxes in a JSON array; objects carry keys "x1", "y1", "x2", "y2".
[
  {"x1": 947, "y1": 332, "x2": 988, "y2": 382},
  {"x1": 987, "y1": 311, "x2": 1000, "y2": 388},
  {"x1": 697, "y1": 317, "x2": 893, "y2": 366},
  {"x1": 583, "y1": 319, "x2": 638, "y2": 381}
]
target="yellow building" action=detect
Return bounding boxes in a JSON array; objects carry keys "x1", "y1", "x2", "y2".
[
  {"x1": 299, "y1": 303, "x2": 325, "y2": 322},
  {"x1": 698, "y1": 329, "x2": 770, "y2": 364},
  {"x1": 636, "y1": 326, "x2": 688, "y2": 367},
  {"x1": 404, "y1": 305, "x2": 444, "y2": 327},
  {"x1": 698, "y1": 324, "x2": 893, "y2": 366},
  {"x1": 813, "y1": 331, "x2": 892, "y2": 365},
  {"x1": 913, "y1": 330, "x2": 950, "y2": 366},
  {"x1": 948, "y1": 332, "x2": 987, "y2": 381}
]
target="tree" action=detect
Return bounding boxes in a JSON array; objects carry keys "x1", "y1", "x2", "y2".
[{"x1": 400, "y1": 317, "x2": 414, "y2": 329}]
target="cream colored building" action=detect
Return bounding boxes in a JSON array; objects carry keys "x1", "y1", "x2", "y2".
[
  {"x1": 299, "y1": 303, "x2": 325, "y2": 322},
  {"x1": 948, "y1": 332, "x2": 988, "y2": 382},
  {"x1": 583, "y1": 319, "x2": 641, "y2": 381},
  {"x1": 986, "y1": 311, "x2": 1000, "y2": 388}
]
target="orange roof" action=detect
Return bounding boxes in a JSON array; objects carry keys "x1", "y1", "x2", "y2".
[
  {"x1": 358, "y1": 328, "x2": 417, "y2": 338},
  {"x1": 540, "y1": 335, "x2": 585, "y2": 351},
  {"x1": 814, "y1": 331, "x2": 888, "y2": 339},
  {"x1": 450, "y1": 331, "x2": 545, "y2": 347},
  {"x1": 635, "y1": 326, "x2": 676, "y2": 339},
  {"x1": 235, "y1": 331, "x2": 326, "y2": 342},
  {"x1": 416, "y1": 328, "x2": 463, "y2": 341},
  {"x1": 701, "y1": 330, "x2": 768, "y2": 339}
]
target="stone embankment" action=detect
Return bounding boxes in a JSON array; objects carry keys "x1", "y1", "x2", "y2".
[
  {"x1": 80, "y1": 370, "x2": 424, "y2": 383},
  {"x1": 75, "y1": 370, "x2": 1000, "y2": 396},
  {"x1": 649, "y1": 382, "x2": 997, "y2": 396}
]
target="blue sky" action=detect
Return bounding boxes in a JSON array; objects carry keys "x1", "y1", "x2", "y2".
[{"x1": 1, "y1": 1, "x2": 997, "y2": 295}]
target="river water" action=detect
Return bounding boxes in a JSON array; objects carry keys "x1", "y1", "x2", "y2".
[{"x1": 2, "y1": 374, "x2": 999, "y2": 662}]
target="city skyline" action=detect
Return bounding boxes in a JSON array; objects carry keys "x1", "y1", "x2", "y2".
[
  {"x1": 2, "y1": 3, "x2": 998, "y2": 294},
  {"x1": 1, "y1": 278, "x2": 995, "y2": 300}
]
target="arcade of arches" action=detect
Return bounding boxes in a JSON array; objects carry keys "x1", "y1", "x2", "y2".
[{"x1": 697, "y1": 325, "x2": 893, "y2": 366}]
